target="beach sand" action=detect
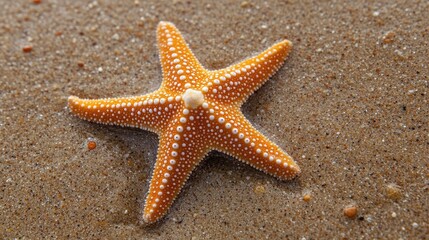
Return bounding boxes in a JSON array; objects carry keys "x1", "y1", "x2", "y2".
[{"x1": 1, "y1": 0, "x2": 428, "y2": 239}]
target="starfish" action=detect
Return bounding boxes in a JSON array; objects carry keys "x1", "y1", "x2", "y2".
[{"x1": 68, "y1": 21, "x2": 300, "y2": 224}]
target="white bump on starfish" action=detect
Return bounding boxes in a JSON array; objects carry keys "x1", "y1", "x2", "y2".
[{"x1": 182, "y1": 89, "x2": 205, "y2": 109}]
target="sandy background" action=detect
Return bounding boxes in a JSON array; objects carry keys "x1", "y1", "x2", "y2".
[{"x1": 1, "y1": 0, "x2": 428, "y2": 239}]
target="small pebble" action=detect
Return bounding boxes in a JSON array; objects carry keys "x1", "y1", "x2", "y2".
[
  {"x1": 77, "y1": 61, "x2": 85, "y2": 68},
  {"x1": 343, "y1": 205, "x2": 358, "y2": 219},
  {"x1": 382, "y1": 31, "x2": 396, "y2": 44},
  {"x1": 303, "y1": 194, "x2": 311, "y2": 202},
  {"x1": 112, "y1": 33, "x2": 120, "y2": 40},
  {"x1": 241, "y1": 1, "x2": 250, "y2": 8},
  {"x1": 33, "y1": 0, "x2": 41, "y2": 4},
  {"x1": 172, "y1": 217, "x2": 183, "y2": 224},
  {"x1": 254, "y1": 184, "x2": 266, "y2": 195},
  {"x1": 412, "y1": 222, "x2": 418, "y2": 228},
  {"x1": 386, "y1": 183, "x2": 402, "y2": 200},
  {"x1": 87, "y1": 140, "x2": 97, "y2": 150},
  {"x1": 22, "y1": 45, "x2": 33, "y2": 53}
]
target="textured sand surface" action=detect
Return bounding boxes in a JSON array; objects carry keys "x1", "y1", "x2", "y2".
[{"x1": 1, "y1": 0, "x2": 428, "y2": 239}]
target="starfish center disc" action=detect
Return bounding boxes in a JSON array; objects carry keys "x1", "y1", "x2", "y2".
[{"x1": 182, "y1": 89, "x2": 204, "y2": 109}]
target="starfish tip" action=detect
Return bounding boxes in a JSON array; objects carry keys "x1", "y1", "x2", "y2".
[
  {"x1": 294, "y1": 166, "x2": 302, "y2": 176},
  {"x1": 290, "y1": 164, "x2": 302, "y2": 179},
  {"x1": 142, "y1": 213, "x2": 156, "y2": 225},
  {"x1": 277, "y1": 39, "x2": 293, "y2": 53},
  {"x1": 67, "y1": 96, "x2": 77, "y2": 106},
  {"x1": 283, "y1": 39, "x2": 293, "y2": 48},
  {"x1": 158, "y1": 21, "x2": 174, "y2": 28}
]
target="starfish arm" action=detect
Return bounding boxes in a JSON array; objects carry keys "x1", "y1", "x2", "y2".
[
  {"x1": 209, "y1": 106, "x2": 300, "y2": 180},
  {"x1": 204, "y1": 40, "x2": 292, "y2": 106},
  {"x1": 67, "y1": 90, "x2": 181, "y2": 133},
  {"x1": 157, "y1": 21, "x2": 207, "y2": 91},
  {"x1": 143, "y1": 118, "x2": 210, "y2": 224}
]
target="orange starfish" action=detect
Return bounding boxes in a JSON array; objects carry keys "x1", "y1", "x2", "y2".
[{"x1": 68, "y1": 21, "x2": 300, "y2": 224}]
